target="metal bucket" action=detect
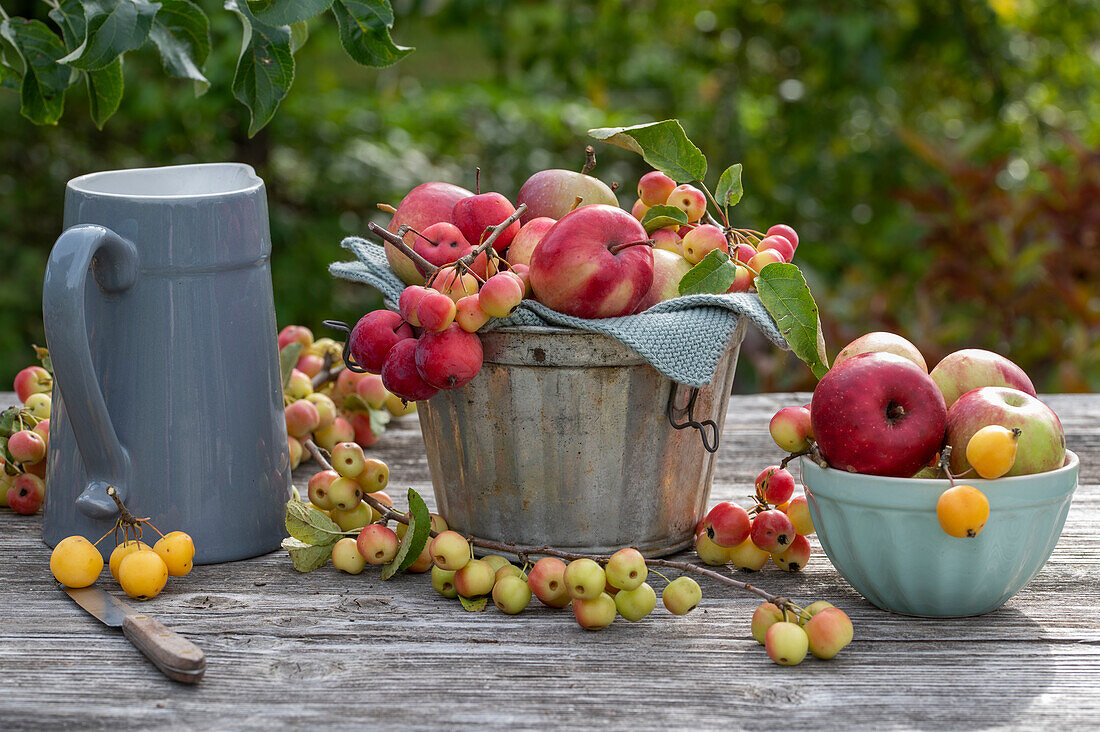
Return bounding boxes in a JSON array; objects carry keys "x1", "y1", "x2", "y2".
[{"x1": 418, "y1": 320, "x2": 747, "y2": 557}]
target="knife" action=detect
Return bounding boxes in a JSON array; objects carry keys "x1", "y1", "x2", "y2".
[{"x1": 63, "y1": 585, "x2": 206, "y2": 683}]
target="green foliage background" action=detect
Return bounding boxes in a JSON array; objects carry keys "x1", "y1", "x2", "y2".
[{"x1": 2, "y1": 0, "x2": 1098, "y2": 392}]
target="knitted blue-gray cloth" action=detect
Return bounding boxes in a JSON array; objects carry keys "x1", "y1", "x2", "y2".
[{"x1": 329, "y1": 237, "x2": 789, "y2": 388}]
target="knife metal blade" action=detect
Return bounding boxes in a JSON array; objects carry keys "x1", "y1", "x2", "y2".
[{"x1": 64, "y1": 585, "x2": 206, "y2": 683}]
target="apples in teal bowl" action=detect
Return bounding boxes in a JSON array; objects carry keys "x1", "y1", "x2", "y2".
[{"x1": 800, "y1": 451, "x2": 1079, "y2": 617}]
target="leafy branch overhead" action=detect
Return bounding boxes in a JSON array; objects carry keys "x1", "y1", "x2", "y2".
[{"x1": 0, "y1": 0, "x2": 410, "y2": 133}]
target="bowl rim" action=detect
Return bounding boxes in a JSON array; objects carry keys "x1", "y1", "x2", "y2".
[{"x1": 800, "y1": 449, "x2": 1077, "y2": 487}]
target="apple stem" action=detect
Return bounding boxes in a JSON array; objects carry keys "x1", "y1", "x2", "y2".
[
  {"x1": 609, "y1": 238, "x2": 655, "y2": 255},
  {"x1": 568, "y1": 196, "x2": 584, "y2": 213},
  {"x1": 366, "y1": 222, "x2": 439, "y2": 277},
  {"x1": 310, "y1": 351, "x2": 345, "y2": 391},
  {"x1": 778, "y1": 446, "x2": 816, "y2": 472},
  {"x1": 376, "y1": 203, "x2": 397, "y2": 215},
  {"x1": 302, "y1": 438, "x2": 798, "y2": 612},
  {"x1": 581, "y1": 145, "x2": 597, "y2": 175},
  {"x1": 475, "y1": 167, "x2": 481, "y2": 195}
]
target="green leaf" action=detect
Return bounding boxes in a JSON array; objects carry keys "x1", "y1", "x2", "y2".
[
  {"x1": 331, "y1": 0, "x2": 413, "y2": 68},
  {"x1": 32, "y1": 345, "x2": 52, "y2": 375},
  {"x1": 342, "y1": 393, "x2": 370, "y2": 412},
  {"x1": 368, "y1": 407, "x2": 390, "y2": 439},
  {"x1": 0, "y1": 58, "x2": 19, "y2": 90},
  {"x1": 458, "y1": 595, "x2": 488, "y2": 612},
  {"x1": 48, "y1": 0, "x2": 87, "y2": 51},
  {"x1": 285, "y1": 499, "x2": 344, "y2": 545},
  {"x1": 1, "y1": 19, "x2": 70, "y2": 125},
  {"x1": 640, "y1": 205, "x2": 688, "y2": 234},
  {"x1": 148, "y1": 0, "x2": 211, "y2": 94},
  {"x1": 58, "y1": 0, "x2": 160, "y2": 71},
  {"x1": 0, "y1": 406, "x2": 20, "y2": 436},
  {"x1": 754, "y1": 263, "x2": 830, "y2": 380},
  {"x1": 588, "y1": 120, "x2": 707, "y2": 183},
  {"x1": 279, "y1": 341, "x2": 302, "y2": 388},
  {"x1": 282, "y1": 537, "x2": 332, "y2": 572},
  {"x1": 225, "y1": 0, "x2": 294, "y2": 136},
  {"x1": 289, "y1": 20, "x2": 308, "y2": 53},
  {"x1": 678, "y1": 249, "x2": 738, "y2": 296},
  {"x1": 225, "y1": 0, "x2": 295, "y2": 137},
  {"x1": 381, "y1": 488, "x2": 431, "y2": 579},
  {"x1": 0, "y1": 436, "x2": 12, "y2": 466},
  {"x1": 715, "y1": 164, "x2": 743, "y2": 209},
  {"x1": 85, "y1": 58, "x2": 122, "y2": 128},
  {"x1": 247, "y1": 0, "x2": 333, "y2": 26}
]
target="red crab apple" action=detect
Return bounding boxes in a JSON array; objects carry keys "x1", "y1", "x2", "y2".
[
  {"x1": 452, "y1": 192, "x2": 520, "y2": 251},
  {"x1": 314, "y1": 416, "x2": 354, "y2": 452},
  {"x1": 527, "y1": 557, "x2": 570, "y2": 608},
  {"x1": 278, "y1": 325, "x2": 313, "y2": 351},
  {"x1": 811, "y1": 352, "x2": 948, "y2": 477},
  {"x1": 381, "y1": 339, "x2": 439, "y2": 402},
  {"x1": 833, "y1": 331, "x2": 927, "y2": 372},
  {"x1": 529, "y1": 205, "x2": 654, "y2": 319},
  {"x1": 929, "y1": 348, "x2": 1037, "y2": 408},
  {"x1": 637, "y1": 171, "x2": 677, "y2": 207},
  {"x1": 414, "y1": 325, "x2": 484, "y2": 390},
  {"x1": 516, "y1": 169, "x2": 619, "y2": 223},
  {"x1": 631, "y1": 199, "x2": 649, "y2": 220},
  {"x1": 944, "y1": 387, "x2": 1065, "y2": 476},
  {"x1": 386, "y1": 182, "x2": 474, "y2": 284},
  {"x1": 412, "y1": 222, "x2": 473, "y2": 268},
  {"x1": 665, "y1": 184, "x2": 707, "y2": 222},
  {"x1": 506, "y1": 217, "x2": 556, "y2": 266},
  {"x1": 651, "y1": 227, "x2": 682, "y2": 254},
  {"x1": 13, "y1": 365, "x2": 51, "y2": 403},
  {"x1": 635, "y1": 249, "x2": 692, "y2": 312},
  {"x1": 703, "y1": 501, "x2": 751, "y2": 548},
  {"x1": 681, "y1": 224, "x2": 728, "y2": 264},
  {"x1": 350, "y1": 413, "x2": 378, "y2": 448},
  {"x1": 349, "y1": 310, "x2": 415, "y2": 373},
  {"x1": 766, "y1": 224, "x2": 799, "y2": 250},
  {"x1": 726, "y1": 265, "x2": 754, "y2": 293},
  {"x1": 758, "y1": 235, "x2": 794, "y2": 262}
]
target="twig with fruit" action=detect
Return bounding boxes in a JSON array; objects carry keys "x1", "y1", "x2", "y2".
[
  {"x1": 282, "y1": 439, "x2": 852, "y2": 664},
  {"x1": 49, "y1": 486, "x2": 195, "y2": 601}
]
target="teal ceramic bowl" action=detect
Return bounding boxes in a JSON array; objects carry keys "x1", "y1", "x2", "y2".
[{"x1": 800, "y1": 451, "x2": 1079, "y2": 617}]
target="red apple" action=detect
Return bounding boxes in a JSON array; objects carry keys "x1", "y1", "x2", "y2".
[
  {"x1": 516, "y1": 169, "x2": 618, "y2": 223},
  {"x1": 635, "y1": 249, "x2": 692, "y2": 312},
  {"x1": 452, "y1": 192, "x2": 520, "y2": 251},
  {"x1": 833, "y1": 332, "x2": 927, "y2": 372},
  {"x1": 412, "y1": 222, "x2": 473, "y2": 268},
  {"x1": 811, "y1": 352, "x2": 947, "y2": 477},
  {"x1": 505, "y1": 217, "x2": 556, "y2": 266},
  {"x1": 386, "y1": 182, "x2": 473, "y2": 284},
  {"x1": 528, "y1": 205, "x2": 654, "y2": 319},
  {"x1": 944, "y1": 387, "x2": 1065, "y2": 476},
  {"x1": 929, "y1": 349, "x2": 1037, "y2": 408}
]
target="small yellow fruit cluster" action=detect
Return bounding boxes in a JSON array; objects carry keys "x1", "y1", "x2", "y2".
[{"x1": 50, "y1": 530, "x2": 195, "y2": 600}]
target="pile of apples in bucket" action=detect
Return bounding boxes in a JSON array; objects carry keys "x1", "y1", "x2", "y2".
[
  {"x1": 280, "y1": 121, "x2": 852, "y2": 667},
  {"x1": 345, "y1": 121, "x2": 812, "y2": 405}
]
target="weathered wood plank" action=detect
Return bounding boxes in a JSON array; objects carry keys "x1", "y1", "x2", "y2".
[{"x1": 1, "y1": 392, "x2": 1098, "y2": 729}]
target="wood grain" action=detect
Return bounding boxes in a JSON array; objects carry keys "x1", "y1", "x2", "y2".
[{"x1": 1, "y1": 392, "x2": 1098, "y2": 729}]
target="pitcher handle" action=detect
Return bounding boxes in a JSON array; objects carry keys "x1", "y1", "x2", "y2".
[{"x1": 42, "y1": 225, "x2": 138, "y2": 518}]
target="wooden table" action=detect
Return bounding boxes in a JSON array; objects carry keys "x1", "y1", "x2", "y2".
[{"x1": 2, "y1": 392, "x2": 1098, "y2": 729}]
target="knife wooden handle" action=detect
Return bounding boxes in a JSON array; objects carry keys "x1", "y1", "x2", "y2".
[{"x1": 122, "y1": 614, "x2": 206, "y2": 684}]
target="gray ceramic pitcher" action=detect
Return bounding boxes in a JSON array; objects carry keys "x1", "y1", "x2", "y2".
[{"x1": 41, "y1": 163, "x2": 291, "y2": 563}]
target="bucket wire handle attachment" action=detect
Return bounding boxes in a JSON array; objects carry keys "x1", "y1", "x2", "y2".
[
  {"x1": 322, "y1": 319, "x2": 369, "y2": 374},
  {"x1": 667, "y1": 385, "x2": 720, "y2": 453}
]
